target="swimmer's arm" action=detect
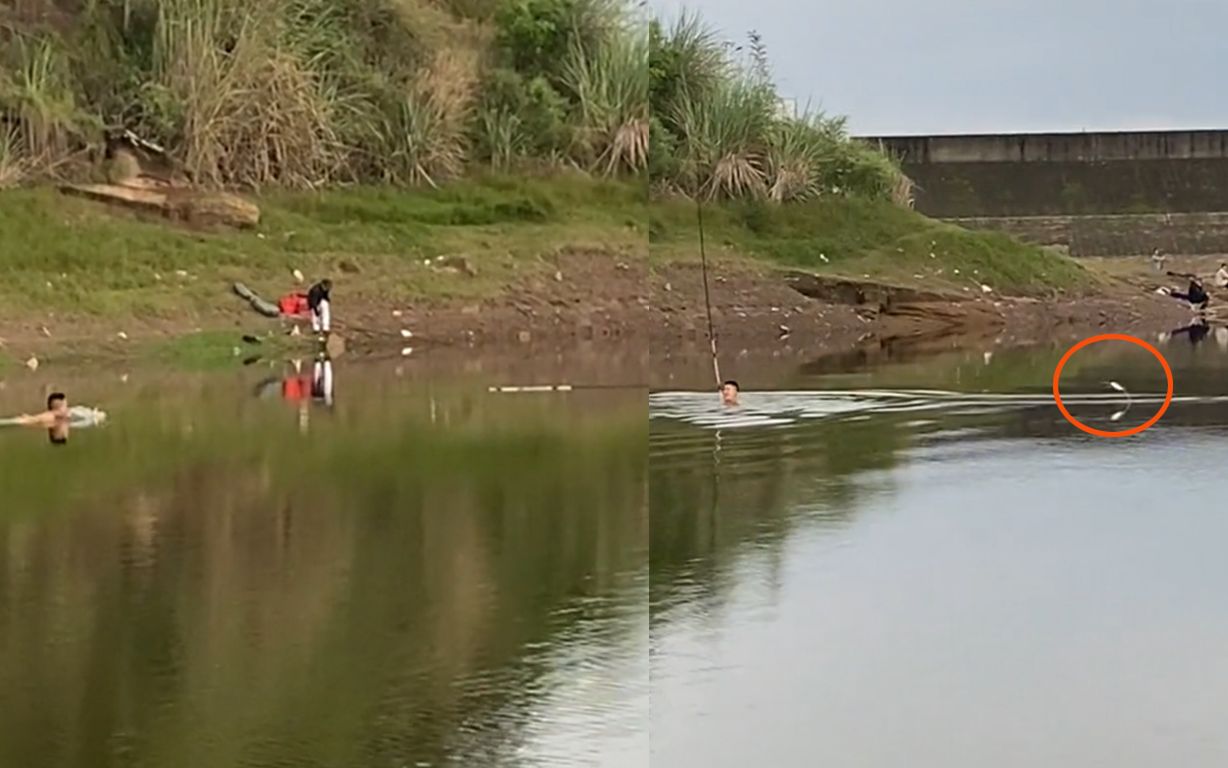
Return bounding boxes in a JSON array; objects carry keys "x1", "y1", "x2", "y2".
[{"x1": 11, "y1": 412, "x2": 52, "y2": 426}]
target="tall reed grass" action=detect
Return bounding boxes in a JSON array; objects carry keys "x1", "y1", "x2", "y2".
[
  {"x1": 650, "y1": 10, "x2": 912, "y2": 204},
  {"x1": 0, "y1": 34, "x2": 89, "y2": 171},
  {"x1": 0, "y1": 0, "x2": 649, "y2": 188},
  {"x1": 2, "y1": 1, "x2": 906, "y2": 202},
  {"x1": 0, "y1": 123, "x2": 29, "y2": 187},
  {"x1": 562, "y1": 27, "x2": 648, "y2": 174}
]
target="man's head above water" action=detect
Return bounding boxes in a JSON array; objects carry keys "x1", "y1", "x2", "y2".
[
  {"x1": 44, "y1": 394, "x2": 68, "y2": 444},
  {"x1": 720, "y1": 380, "x2": 740, "y2": 406}
]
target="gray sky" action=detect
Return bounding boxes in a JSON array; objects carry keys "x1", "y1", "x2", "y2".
[{"x1": 652, "y1": 0, "x2": 1228, "y2": 136}]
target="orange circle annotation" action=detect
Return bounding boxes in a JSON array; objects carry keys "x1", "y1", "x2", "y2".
[{"x1": 1051, "y1": 333, "x2": 1174, "y2": 438}]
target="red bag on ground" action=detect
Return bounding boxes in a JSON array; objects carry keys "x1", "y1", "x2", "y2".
[{"x1": 279, "y1": 292, "x2": 310, "y2": 317}]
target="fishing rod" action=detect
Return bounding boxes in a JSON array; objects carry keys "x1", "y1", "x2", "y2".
[{"x1": 697, "y1": 197, "x2": 722, "y2": 387}]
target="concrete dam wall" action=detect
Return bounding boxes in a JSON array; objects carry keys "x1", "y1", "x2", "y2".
[
  {"x1": 869, "y1": 130, "x2": 1228, "y2": 165},
  {"x1": 859, "y1": 130, "x2": 1228, "y2": 256},
  {"x1": 951, "y1": 212, "x2": 1228, "y2": 257}
]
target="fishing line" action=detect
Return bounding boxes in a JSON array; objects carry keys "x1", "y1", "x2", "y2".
[{"x1": 697, "y1": 197, "x2": 721, "y2": 387}]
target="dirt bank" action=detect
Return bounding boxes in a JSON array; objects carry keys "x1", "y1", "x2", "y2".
[
  {"x1": 0, "y1": 250, "x2": 649, "y2": 364},
  {"x1": 341, "y1": 249, "x2": 649, "y2": 350},
  {"x1": 650, "y1": 259, "x2": 1208, "y2": 364}
]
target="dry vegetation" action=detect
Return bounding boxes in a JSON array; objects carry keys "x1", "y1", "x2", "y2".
[
  {"x1": 0, "y1": 0, "x2": 910, "y2": 204},
  {"x1": 0, "y1": 0, "x2": 649, "y2": 188}
]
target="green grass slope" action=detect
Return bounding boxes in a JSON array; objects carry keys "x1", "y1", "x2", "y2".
[
  {"x1": 0, "y1": 174, "x2": 646, "y2": 319},
  {"x1": 650, "y1": 196, "x2": 1092, "y2": 297}
]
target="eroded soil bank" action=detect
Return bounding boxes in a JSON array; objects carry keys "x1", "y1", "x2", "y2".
[{"x1": 649, "y1": 258, "x2": 1214, "y2": 387}]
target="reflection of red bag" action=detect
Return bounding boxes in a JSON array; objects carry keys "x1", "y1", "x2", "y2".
[
  {"x1": 282, "y1": 375, "x2": 311, "y2": 401},
  {"x1": 278, "y1": 293, "x2": 309, "y2": 317}
]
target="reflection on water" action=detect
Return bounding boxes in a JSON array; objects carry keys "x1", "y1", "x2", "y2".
[
  {"x1": 0, "y1": 358, "x2": 647, "y2": 768},
  {"x1": 651, "y1": 341, "x2": 1228, "y2": 767},
  {"x1": 251, "y1": 356, "x2": 336, "y2": 435}
]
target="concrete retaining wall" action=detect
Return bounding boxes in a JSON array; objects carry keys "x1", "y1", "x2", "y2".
[
  {"x1": 858, "y1": 130, "x2": 1228, "y2": 218},
  {"x1": 953, "y1": 212, "x2": 1228, "y2": 257},
  {"x1": 865, "y1": 130, "x2": 1228, "y2": 164},
  {"x1": 900, "y1": 159, "x2": 1228, "y2": 216}
]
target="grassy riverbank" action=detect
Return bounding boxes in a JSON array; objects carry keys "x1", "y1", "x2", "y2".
[
  {"x1": 650, "y1": 195, "x2": 1093, "y2": 297},
  {"x1": 1, "y1": 174, "x2": 642, "y2": 310},
  {"x1": 0, "y1": 174, "x2": 646, "y2": 362},
  {"x1": 648, "y1": 195, "x2": 1196, "y2": 363}
]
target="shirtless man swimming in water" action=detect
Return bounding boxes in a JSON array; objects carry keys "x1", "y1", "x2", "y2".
[
  {"x1": 12, "y1": 392, "x2": 69, "y2": 427},
  {"x1": 8, "y1": 392, "x2": 70, "y2": 444}
]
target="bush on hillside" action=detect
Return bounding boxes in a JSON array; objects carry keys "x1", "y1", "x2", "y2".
[
  {"x1": 648, "y1": 11, "x2": 911, "y2": 205},
  {"x1": 0, "y1": 0, "x2": 648, "y2": 187}
]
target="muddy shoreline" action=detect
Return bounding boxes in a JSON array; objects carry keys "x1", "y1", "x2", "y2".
[
  {"x1": 1, "y1": 251, "x2": 1214, "y2": 383},
  {"x1": 649, "y1": 261, "x2": 1208, "y2": 387}
]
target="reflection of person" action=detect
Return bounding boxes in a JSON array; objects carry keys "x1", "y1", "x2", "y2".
[
  {"x1": 720, "y1": 380, "x2": 740, "y2": 407},
  {"x1": 313, "y1": 356, "x2": 334, "y2": 407},
  {"x1": 275, "y1": 359, "x2": 317, "y2": 434},
  {"x1": 281, "y1": 360, "x2": 313, "y2": 403},
  {"x1": 1171, "y1": 320, "x2": 1211, "y2": 347},
  {"x1": 48, "y1": 421, "x2": 69, "y2": 445},
  {"x1": 260, "y1": 358, "x2": 335, "y2": 434}
]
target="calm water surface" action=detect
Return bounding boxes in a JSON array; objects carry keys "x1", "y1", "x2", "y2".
[
  {"x1": 652, "y1": 333, "x2": 1228, "y2": 767},
  {"x1": 0, "y1": 355, "x2": 647, "y2": 768}
]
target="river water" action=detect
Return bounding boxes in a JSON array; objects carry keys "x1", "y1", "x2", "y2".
[
  {"x1": 0, "y1": 353, "x2": 647, "y2": 768},
  {"x1": 651, "y1": 331, "x2": 1228, "y2": 767},
  {"x1": 8, "y1": 328, "x2": 1228, "y2": 766}
]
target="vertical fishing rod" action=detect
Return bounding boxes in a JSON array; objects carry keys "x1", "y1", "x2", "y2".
[{"x1": 697, "y1": 197, "x2": 721, "y2": 387}]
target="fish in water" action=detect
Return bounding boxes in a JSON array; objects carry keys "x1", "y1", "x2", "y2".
[{"x1": 1106, "y1": 380, "x2": 1132, "y2": 422}]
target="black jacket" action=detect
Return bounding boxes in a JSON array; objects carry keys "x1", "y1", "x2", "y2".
[{"x1": 307, "y1": 282, "x2": 330, "y2": 311}]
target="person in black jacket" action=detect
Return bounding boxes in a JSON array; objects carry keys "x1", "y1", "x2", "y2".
[
  {"x1": 308, "y1": 279, "x2": 332, "y2": 336},
  {"x1": 1165, "y1": 271, "x2": 1209, "y2": 309}
]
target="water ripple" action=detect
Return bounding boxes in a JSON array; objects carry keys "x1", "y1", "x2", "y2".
[{"x1": 650, "y1": 389, "x2": 1228, "y2": 432}]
